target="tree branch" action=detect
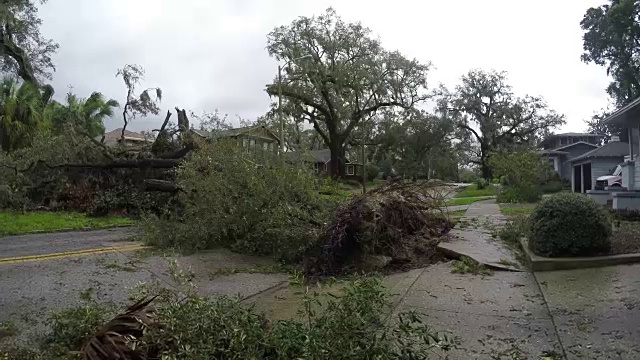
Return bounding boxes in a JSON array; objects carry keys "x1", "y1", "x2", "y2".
[
  {"x1": 458, "y1": 124, "x2": 483, "y2": 144},
  {"x1": 266, "y1": 86, "x2": 332, "y2": 120},
  {"x1": 0, "y1": 23, "x2": 38, "y2": 85}
]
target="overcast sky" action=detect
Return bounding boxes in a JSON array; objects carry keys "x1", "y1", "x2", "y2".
[{"x1": 38, "y1": 0, "x2": 612, "y2": 133}]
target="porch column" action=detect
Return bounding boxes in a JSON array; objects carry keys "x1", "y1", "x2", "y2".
[
  {"x1": 571, "y1": 164, "x2": 575, "y2": 192},
  {"x1": 581, "y1": 164, "x2": 587, "y2": 193},
  {"x1": 630, "y1": 127, "x2": 635, "y2": 161}
]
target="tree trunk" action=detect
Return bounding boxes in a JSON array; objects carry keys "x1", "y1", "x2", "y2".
[
  {"x1": 329, "y1": 138, "x2": 345, "y2": 178},
  {"x1": 481, "y1": 159, "x2": 492, "y2": 180}
]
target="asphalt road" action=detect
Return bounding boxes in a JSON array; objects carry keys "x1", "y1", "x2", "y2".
[
  {"x1": 0, "y1": 227, "x2": 142, "y2": 259},
  {"x1": 0, "y1": 228, "x2": 286, "y2": 344}
]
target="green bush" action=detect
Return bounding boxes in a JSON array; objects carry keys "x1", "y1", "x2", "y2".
[
  {"x1": 365, "y1": 163, "x2": 379, "y2": 181},
  {"x1": 45, "y1": 306, "x2": 110, "y2": 356},
  {"x1": 528, "y1": 193, "x2": 612, "y2": 257},
  {"x1": 540, "y1": 180, "x2": 564, "y2": 194},
  {"x1": 474, "y1": 178, "x2": 489, "y2": 190},
  {"x1": 496, "y1": 185, "x2": 541, "y2": 203},
  {"x1": 143, "y1": 141, "x2": 330, "y2": 262}
]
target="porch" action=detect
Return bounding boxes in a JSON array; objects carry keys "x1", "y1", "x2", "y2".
[{"x1": 589, "y1": 99, "x2": 640, "y2": 210}]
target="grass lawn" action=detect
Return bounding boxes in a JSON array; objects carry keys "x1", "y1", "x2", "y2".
[
  {"x1": 0, "y1": 211, "x2": 134, "y2": 236},
  {"x1": 340, "y1": 180, "x2": 386, "y2": 194},
  {"x1": 455, "y1": 184, "x2": 497, "y2": 198},
  {"x1": 499, "y1": 203, "x2": 537, "y2": 217},
  {"x1": 445, "y1": 197, "x2": 493, "y2": 206}
]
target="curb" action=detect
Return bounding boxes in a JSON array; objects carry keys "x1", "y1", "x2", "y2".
[
  {"x1": 519, "y1": 238, "x2": 640, "y2": 271},
  {"x1": 1, "y1": 224, "x2": 137, "y2": 238}
]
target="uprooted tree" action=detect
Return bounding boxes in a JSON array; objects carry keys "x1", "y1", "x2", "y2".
[
  {"x1": 440, "y1": 69, "x2": 566, "y2": 179},
  {"x1": 265, "y1": 7, "x2": 430, "y2": 178}
]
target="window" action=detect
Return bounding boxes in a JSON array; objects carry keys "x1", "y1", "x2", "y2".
[
  {"x1": 346, "y1": 165, "x2": 355, "y2": 175},
  {"x1": 263, "y1": 142, "x2": 269, "y2": 151},
  {"x1": 242, "y1": 138, "x2": 248, "y2": 148},
  {"x1": 250, "y1": 139, "x2": 255, "y2": 147}
]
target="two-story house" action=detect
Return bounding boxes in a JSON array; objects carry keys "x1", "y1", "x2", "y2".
[
  {"x1": 540, "y1": 133, "x2": 602, "y2": 182},
  {"x1": 192, "y1": 125, "x2": 281, "y2": 159}
]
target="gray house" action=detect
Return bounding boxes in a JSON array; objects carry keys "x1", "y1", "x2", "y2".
[
  {"x1": 569, "y1": 139, "x2": 633, "y2": 193},
  {"x1": 540, "y1": 133, "x2": 602, "y2": 182},
  {"x1": 588, "y1": 99, "x2": 640, "y2": 209}
]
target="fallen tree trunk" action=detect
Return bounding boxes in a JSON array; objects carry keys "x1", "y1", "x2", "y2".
[
  {"x1": 143, "y1": 179, "x2": 180, "y2": 193},
  {"x1": 28, "y1": 158, "x2": 183, "y2": 170}
]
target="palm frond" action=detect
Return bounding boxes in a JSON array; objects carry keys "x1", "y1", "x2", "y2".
[{"x1": 81, "y1": 296, "x2": 161, "y2": 360}]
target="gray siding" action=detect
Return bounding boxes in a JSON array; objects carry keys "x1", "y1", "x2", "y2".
[
  {"x1": 561, "y1": 143, "x2": 599, "y2": 181},
  {"x1": 635, "y1": 158, "x2": 640, "y2": 190}
]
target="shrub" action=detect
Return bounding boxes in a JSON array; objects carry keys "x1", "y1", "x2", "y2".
[
  {"x1": 143, "y1": 141, "x2": 330, "y2": 262},
  {"x1": 490, "y1": 150, "x2": 548, "y2": 203},
  {"x1": 609, "y1": 208, "x2": 640, "y2": 222},
  {"x1": 474, "y1": 178, "x2": 489, "y2": 190},
  {"x1": 496, "y1": 185, "x2": 541, "y2": 203},
  {"x1": 540, "y1": 181, "x2": 564, "y2": 194},
  {"x1": 528, "y1": 193, "x2": 612, "y2": 257},
  {"x1": 365, "y1": 163, "x2": 379, "y2": 181}
]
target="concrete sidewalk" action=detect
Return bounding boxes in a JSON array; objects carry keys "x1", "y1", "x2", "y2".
[
  {"x1": 438, "y1": 200, "x2": 521, "y2": 270},
  {"x1": 390, "y1": 263, "x2": 562, "y2": 358}
]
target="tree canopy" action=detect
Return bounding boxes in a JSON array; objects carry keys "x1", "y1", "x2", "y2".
[
  {"x1": 581, "y1": 0, "x2": 640, "y2": 106},
  {"x1": 0, "y1": 77, "x2": 42, "y2": 151},
  {"x1": 0, "y1": 0, "x2": 58, "y2": 85},
  {"x1": 441, "y1": 69, "x2": 565, "y2": 179},
  {"x1": 265, "y1": 8, "x2": 430, "y2": 177},
  {"x1": 49, "y1": 91, "x2": 119, "y2": 138}
]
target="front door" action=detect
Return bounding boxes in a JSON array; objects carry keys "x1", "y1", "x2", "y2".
[
  {"x1": 574, "y1": 165, "x2": 582, "y2": 193},
  {"x1": 583, "y1": 163, "x2": 592, "y2": 192}
]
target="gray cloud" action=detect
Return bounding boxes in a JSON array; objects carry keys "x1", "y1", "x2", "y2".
[{"x1": 37, "y1": 0, "x2": 612, "y2": 133}]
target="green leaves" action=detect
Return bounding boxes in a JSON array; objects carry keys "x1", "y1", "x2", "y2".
[
  {"x1": 144, "y1": 140, "x2": 329, "y2": 262},
  {"x1": 47, "y1": 90, "x2": 119, "y2": 138},
  {"x1": 0, "y1": 77, "x2": 43, "y2": 151},
  {"x1": 529, "y1": 193, "x2": 612, "y2": 257},
  {"x1": 581, "y1": 0, "x2": 640, "y2": 106},
  {"x1": 442, "y1": 69, "x2": 565, "y2": 178},
  {"x1": 266, "y1": 8, "x2": 430, "y2": 175}
]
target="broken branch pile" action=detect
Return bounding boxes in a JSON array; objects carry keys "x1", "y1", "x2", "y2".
[{"x1": 305, "y1": 181, "x2": 454, "y2": 275}]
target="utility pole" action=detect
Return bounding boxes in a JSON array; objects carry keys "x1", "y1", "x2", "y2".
[
  {"x1": 278, "y1": 65, "x2": 284, "y2": 156},
  {"x1": 361, "y1": 117, "x2": 367, "y2": 194}
]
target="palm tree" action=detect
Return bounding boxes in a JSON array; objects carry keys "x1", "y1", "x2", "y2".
[
  {"x1": 0, "y1": 78, "x2": 43, "y2": 152},
  {"x1": 50, "y1": 91, "x2": 120, "y2": 138}
]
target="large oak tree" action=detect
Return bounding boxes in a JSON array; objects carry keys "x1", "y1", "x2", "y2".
[
  {"x1": 442, "y1": 69, "x2": 565, "y2": 179},
  {"x1": 265, "y1": 8, "x2": 430, "y2": 177}
]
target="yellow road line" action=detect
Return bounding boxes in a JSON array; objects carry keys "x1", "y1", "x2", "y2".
[{"x1": 0, "y1": 244, "x2": 151, "y2": 265}]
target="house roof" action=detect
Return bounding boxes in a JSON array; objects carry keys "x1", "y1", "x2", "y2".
[
  {"x1": 547, "y1": 132, "x2": 602, "y2": 138},
  {"x1": 569, "y1": 141, "x2": 634, "y2": 163},
  {"x1": 100, "y1": 128, "x2": 148, "y2": 145},
  {"x1": 540, "y1": 149, "x2": 569, "y2": 156},
  {"x1": 604, "y1": 96, "x2": 640, "y2": 125},
  {"x1": 551, "y1": 141, "x2": 600, "y2": 151},
  {"x1": 192, "y1": 125, "x2": 280, "y2": 143}
]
